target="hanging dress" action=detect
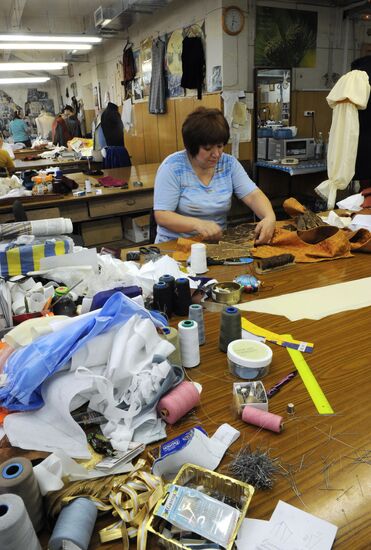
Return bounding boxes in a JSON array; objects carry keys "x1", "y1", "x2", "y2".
[
  {"x1": 149, "y1": 38, "x2": 166, "y2": 114},
  {"x1": 181, "y1": 36, "x2": 205, "y2": 100}
]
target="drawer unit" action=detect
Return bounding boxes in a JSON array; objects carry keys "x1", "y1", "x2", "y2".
[{"x1": 88, "y1": 191, "x2": 153, "y2": 218}]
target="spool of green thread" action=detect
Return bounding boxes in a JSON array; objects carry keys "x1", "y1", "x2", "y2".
[{"x1": 219, "y1": 306, "x2": 242, "y2": 353}]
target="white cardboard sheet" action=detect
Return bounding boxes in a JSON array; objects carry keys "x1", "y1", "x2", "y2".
[{"x1": 238, "y1": 277, "x2": 371, "y2": 321}]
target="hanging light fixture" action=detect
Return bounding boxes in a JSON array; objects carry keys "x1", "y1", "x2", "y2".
[
  {"x1": 0, "y1": 77, "x2": 50, "y2": 84},
  {"x1": 0, "y1": 62, "x2": 67, "y2": 71},
  {"x1": 0, "y1": 34, "x2": 101, "y2": 43},
  {"x1": 0, "y1": 43, "x2": 92, "y2": 51}
]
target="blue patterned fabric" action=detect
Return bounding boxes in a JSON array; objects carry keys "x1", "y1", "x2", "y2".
[{"x1": 103, "y1": 146, "x2": 131, "y2": 168}]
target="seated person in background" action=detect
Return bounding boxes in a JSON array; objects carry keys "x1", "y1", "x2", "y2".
[
  {"x1": 0, "y1": 134, "x2": 15, "y2": 175},
  {"x1": 154, "y1": 107, "x2": 276, "y2": 243},
  {"x1": 64, "y1": 105, "x2": 81, "y2": 138},
  {"x1": 9, "y1": 111, "x2": 31, "y2": 147},
  {"x1": 52, "y1": 113, "x2": 71, "y2": 147}
]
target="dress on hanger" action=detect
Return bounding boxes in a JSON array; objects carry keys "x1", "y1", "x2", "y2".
[
  {"x1": 149, "y1": 38, "x2": 166, "y2": 114},
  {"x1": 181, "y1": 36, "x2": 205, "y2": 100}
]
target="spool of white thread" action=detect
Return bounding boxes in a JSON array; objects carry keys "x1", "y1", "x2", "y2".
[
  {"x1": 0, "y1": 493, "x2": 41, "y2": 550},
  {"x1": 190, "y1": 243, "x2": 208, "y2": 274},
  {"x1": 178, "y1": 319, "x2": 200, "y2": 368}
]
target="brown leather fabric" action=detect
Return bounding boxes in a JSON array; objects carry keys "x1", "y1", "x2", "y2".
[
  {"x1": 282, "y1": 197, "x2": 306, "y2": 217},
  {"x1": 252, "y1": 225, "x2": 371, "y2": 262},
  {"x1": 347, "y1": 228, "x2": 371, "y2": 252},
  {"x1": 252, "y1": 227, "x2": 353, "y2": 262}
]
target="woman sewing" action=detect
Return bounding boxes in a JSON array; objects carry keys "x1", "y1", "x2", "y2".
[{"x1": 153, "y1": 107, "x2": 276, "y2": 243}]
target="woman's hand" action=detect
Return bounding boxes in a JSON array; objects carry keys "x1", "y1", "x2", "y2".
[
  {"x1": 193, "y1": 219, "x2": 223, "y2": 241},
  {"x1": 254, "y1": 216, "x2": 276, "y2": 245}
]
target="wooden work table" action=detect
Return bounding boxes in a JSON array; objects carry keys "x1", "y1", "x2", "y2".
[
  {"x1": 0, "y1": 164, "x2": 160, "y2": 247},
  {"x1": 1, "y1": 244, "x2": 370, "y2": 548},
  {"x1": 13, "y1": 147, "x2": 50, "y2": 160},
  {"x1": 13, "y1": 156, "x2": 89, "y2": 172}
]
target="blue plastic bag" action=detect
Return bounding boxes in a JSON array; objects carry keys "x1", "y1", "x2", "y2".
[{"x1": 0, "y1": 292, "x2": 166, "y2": 411}]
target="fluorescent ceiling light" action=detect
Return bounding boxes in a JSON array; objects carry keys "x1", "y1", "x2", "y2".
[
  {"x1": 0, "y1": 43, "x2": 92, "y2": 51},
  {"x1": 102, "y1": 19, "x2": 112, "y2": 27},
  {"x1": 0, "y1": 77, "x2": 50, "y2": 84},
  {"x1": 0, "y1": 62, "x2": 67, "y2": 71},
  {"x1": 0, "y1": 34, "x2": 101, "y2": 43}
]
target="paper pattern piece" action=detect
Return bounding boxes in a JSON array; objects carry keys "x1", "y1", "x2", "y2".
[
  {"x1": 238, "y1": 277, "x2": 371, "y2": 321},
  {"x1": 237, "y1": 500, "x2": 337, "y2": 550}
]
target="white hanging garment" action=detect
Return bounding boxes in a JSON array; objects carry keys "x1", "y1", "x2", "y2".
[{"x1": 315, "y1": 70, "x2": 370, "y2": 209}]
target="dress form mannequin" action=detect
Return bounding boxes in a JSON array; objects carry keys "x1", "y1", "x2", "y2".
[
  {"x1": 36, "y1": 110, "x2": 54, "y2": 140},
  {"x1": 77, "y1": 99, "x2": 86, "y2": 137}
]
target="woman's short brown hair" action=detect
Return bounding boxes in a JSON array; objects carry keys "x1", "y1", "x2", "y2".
[{"x1": 182, "y1": 107, "x2": 230, "y2": 157}]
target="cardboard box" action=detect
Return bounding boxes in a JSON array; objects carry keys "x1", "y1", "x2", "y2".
[
  {"x1": 80, "y1": 218, "x2": 123, "y2": 246},
  {"x1": 124, "y1": 214, "x2": 150, "y2": 243}
]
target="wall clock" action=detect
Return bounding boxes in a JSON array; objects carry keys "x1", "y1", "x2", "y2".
[{"x1": 223, "y1": 6, "x2": 245, "y2": 36}]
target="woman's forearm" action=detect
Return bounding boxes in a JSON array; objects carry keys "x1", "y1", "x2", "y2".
[
  {"x1": 154, "y1": 210, "x2": 223, "y2": 240},
  {"x1": 242, "y1": 188, "x2": 276, "y2": 221}
]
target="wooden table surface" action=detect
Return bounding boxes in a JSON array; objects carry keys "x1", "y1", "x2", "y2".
[
  {"x1": 1, "y1": 245, "x2": 371, "y2": 549},
  {"x1": 13, "y1": 147, "x2": 50, "y2": 160},
  {"x1": 0, "y1": 165, "x2": 160, "y2": 220},
  {"x1": 13, "y1": 156, "x2": 89, "y2": 171}
]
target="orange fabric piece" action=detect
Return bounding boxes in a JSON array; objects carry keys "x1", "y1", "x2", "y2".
[
  {"x1": 173, "y1": 236, "x2": 202, "y2": 261},
  {"x1": 282, "y1": 197, "x2": 306, "y2": 217},
  {"x1": 252, "y1": 226, "x2": 351, "y2": 262},
  {"x1": 252, "y1": 226, "x2": 371, "y2": 262},
  {"x1": 0, "y1": 407, "x2": 10, "y2": 424}
]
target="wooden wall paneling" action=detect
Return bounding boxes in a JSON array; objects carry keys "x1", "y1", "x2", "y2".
[
  {"x1": 157, "y1": 99, "x2": 177, "y2": 159},
  {"x1": 84, "y1": 109, "x2": 95, "y2": 137},
  {"x1": 224, "y1": 141, "x2": 253, "y2": 162},
  {"x1": 124, "y1": 102, "x2": 146, "y2": 165},
  {"x1": 199, "y1": 93, "x2": 222, "y2": 109},
  {"x1": 292, "y1": 91, "x2": 332, "y2": 139},
  {"x1": 141, "y1": 103, "x2": 160, "y2": 163},
  {"x1": 174, "y1": 97, "x2": 196, "y2": 150}
]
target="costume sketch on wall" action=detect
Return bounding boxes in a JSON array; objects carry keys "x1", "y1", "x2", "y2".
[
  {"x1": 208, "y1": 65, "x2": 222, "y2": 93},
  {"x1": 0, "y1": 90, "x2": 22, "y2": 137},
  {"x1": 166, "y1": 28, "x2": 184, "y2": 98}
]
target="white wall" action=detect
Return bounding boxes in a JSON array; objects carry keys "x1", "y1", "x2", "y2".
[
  {"x1": 58, "y1": 0, "x2": 223, "y2": 110},
  {"x1": 57, "y1": 0, "x2": 369, "y2": 112}
]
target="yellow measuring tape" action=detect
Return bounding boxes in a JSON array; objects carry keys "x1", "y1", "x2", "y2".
[
  {"x1": 284, "y1": 335, "x2": 334, "y2": 415},
  {"x1": 241, "y1": 318, "x2": 314, "y2": 353},
  {"x1": 241, "y1": 316, "x2": 333, "y2": 414}
]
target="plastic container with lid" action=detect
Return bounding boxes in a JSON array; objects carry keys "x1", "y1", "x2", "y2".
[{"x1": 227, "y1": 339, "x2": 272, "y2": 379}]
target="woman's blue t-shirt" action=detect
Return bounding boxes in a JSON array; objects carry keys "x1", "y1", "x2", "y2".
[
  {"x1": 9, "y1": 119, "x2": 29, "y2": 143},
  {"x1": 153, "y1": 150, "x2": 257, "y2": 242}
]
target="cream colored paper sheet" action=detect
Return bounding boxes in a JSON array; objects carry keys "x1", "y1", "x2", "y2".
[{"x1": 238, "y1": 277, "x2": 371, "y2": 321}]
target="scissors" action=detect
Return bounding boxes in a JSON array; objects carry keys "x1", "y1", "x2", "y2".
[{"x1": 139, "y1": 245, "x2": 161, "y2": 256}]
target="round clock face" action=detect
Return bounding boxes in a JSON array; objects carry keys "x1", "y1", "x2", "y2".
[{"x1": 223, "y1": 7, "x2": 244, "y2": 35}]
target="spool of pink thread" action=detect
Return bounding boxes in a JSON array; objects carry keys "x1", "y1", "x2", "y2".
[
  {"x1": 157, "y1": 381, "x2": 201, "y2": 424},
  {"x1": 242, "y1": 405, "x2": 283, "y2": 433}
]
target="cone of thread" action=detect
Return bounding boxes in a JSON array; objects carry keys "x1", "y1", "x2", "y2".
[
  {"x1": 0, "y1": 457, "x2": 44, "y2": 532},
  {"x1": 188, "y1": 304, "x2": 205, "y2": 345},
  {"x1": 178, "y1": 319, "x2": 200, "y2": 368},
  {"x1": 219, "y1": 306, "x2": 241, "y2": 352},
  {"x1": 160, "y1": 327, "x2": 182, "y2": 365},
  {"x1": 174, "y1": 278, "x2": 192, "y2": 316},
  {"x1": 153, "y1": 281, "x2": 173, "y2": 317}
]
